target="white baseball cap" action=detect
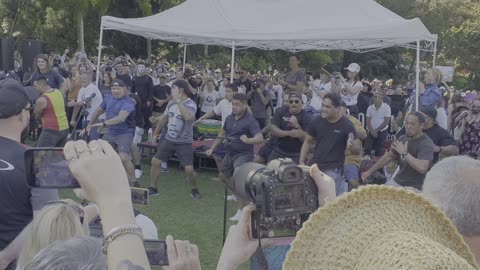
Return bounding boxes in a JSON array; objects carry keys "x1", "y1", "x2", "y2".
[{"x1": 345, "y1": 63, "x2": 361, "y2": 73}]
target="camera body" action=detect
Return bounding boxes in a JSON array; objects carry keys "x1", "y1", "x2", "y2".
[
  {"x1": 233, "y1": 158, "x2": 319, "y2": 238},
  {"x1": 251, "y1": 81, "x2": 260, "y2": 90}
]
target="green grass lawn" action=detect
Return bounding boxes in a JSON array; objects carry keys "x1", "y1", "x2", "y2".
[{"x1": 61, "y1": 159, "x2": 249, "y2": 270}]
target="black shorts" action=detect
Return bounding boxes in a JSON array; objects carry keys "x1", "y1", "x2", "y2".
[
  {"x1": 222, "y1": 152, "x2": 253, "y2": 178},
  {"x1": 154, "y1": 140, "x2": 193, "y2": 166},
  {"x1": 257, "y1": 142, "x2": 274, "y2": 162},
  {"x1": 267, "y1": 148, "x2": 300, "y2": 164}
]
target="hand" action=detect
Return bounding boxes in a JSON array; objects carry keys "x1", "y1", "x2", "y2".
[
  {"x1": 85, "y1": 125, "x2": 93, "y2": 135},
  {"x1": 240, "y1": 135, "x2": 249, "y2": 144},
  {"x1": 433, "y1": 145, "x2": 441, "y2": 153},
  {"x1": 205, "y1": 148, "x2": 213, "y2": 156},
  {"x1": 361, "y1": 170, "x2": 373, "y2": 183},
  {"x1": 370, "y1": 129, "x2": 378, "y2": 138},
  {"x1": 288, "y1": 115, "x2": 299, "y2": 128},
  {"x1": 256, "y1": 87, "x2": 263, "y2": 94},
  {"x1": 70, "y1": 120, "x2": 77, "y2": 127},
  {"x1": 217, "y1": 205, "x2": 274, "y2": 269},
  {"x1": 391, "y1": 141, "x2": 408, "y2": 156},
  {"x1": 347, "y1": 132, "x2": 355, "y2": 148},
  {"x1": 193, "y1": 120, "x2": 200, "y2": 126},
  {"x1": 163, "y1": 235, "x2": 201, "y2": 270},
  {"x1": 171, "y1": 87, "x2": 182, "y2": 103},
  {"x1": 67, "y1": 100, "x2": 77, "y2": 107},
  {"x1": 0, "y1": 250, "x2": 14, "y2": 270},
  {"x1": 64, "y1": 48, "x2": 70, "y2": 54},
  {"x1": 299, "y1": 160, "x2": 305, "y2": 166},
  {"x1": 309, "y1": 164, "x2": 336, "y2": 206}
]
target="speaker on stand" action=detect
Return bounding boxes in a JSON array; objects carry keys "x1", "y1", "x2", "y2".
[
  {"x1": 20, "y1": 39, "x2": 44, "y2": 74},
  {"x1": 0, "y1": 38, "x2": 15, "y2": 71}
]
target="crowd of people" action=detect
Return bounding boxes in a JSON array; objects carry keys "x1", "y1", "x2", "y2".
[{"x1": 0, "y1": 49, "x2": 479, "y2": 270}]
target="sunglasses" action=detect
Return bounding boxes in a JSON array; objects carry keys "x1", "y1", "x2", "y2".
[
  {"x1": 289, "y1": 100, "x2": 301, "y2": 104},
  {"x1": 44, "y1": 200, "x2": 85, "y2": 224}
]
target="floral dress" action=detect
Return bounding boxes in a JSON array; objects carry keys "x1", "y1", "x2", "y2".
[{"x1": 459, "y1": 119, "x2": 480, "y2": 159}]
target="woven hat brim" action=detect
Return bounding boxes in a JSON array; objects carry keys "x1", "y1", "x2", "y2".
[{"x1": 283, "y1": 185, "x2": 479, "y2": 270}]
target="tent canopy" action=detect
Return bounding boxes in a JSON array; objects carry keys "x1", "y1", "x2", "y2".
[{"x1": 101, "y1": 0, "x2": 437, "y2": 52}]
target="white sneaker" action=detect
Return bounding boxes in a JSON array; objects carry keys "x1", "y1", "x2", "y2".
[
  {"x1": 229, "y1": 209, "x2": 242, "y2": 221},
  {"x1": 160, "y1": 162, "x2": 169, "y2": 172},
  {"x1": 135, "y1": 169, "x2": 143, "y2": 179},
  {"x1": 227, "y1": 194, "x2": 237, "y2": 201}
]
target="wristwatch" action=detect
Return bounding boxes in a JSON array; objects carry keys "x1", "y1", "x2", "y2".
[{"x1": 400, "y1": 152, "x2": 407, "y2": 160}]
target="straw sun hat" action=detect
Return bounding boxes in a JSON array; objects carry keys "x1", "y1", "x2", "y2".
[{"x1": 283, "y1": 185, "x2": 479, "y2": 270}]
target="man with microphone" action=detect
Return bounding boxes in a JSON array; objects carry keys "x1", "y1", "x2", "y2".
[{"x1": 68, "y1": 72, "x2": 103, "y2": 140}]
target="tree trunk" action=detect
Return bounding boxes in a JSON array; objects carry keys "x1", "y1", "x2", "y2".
[
  {"x1": 76, "y1": 13, "x2": 85, "y2": 51},
  {"x1": 147, "y1": 39, "x2": 152, "y2": 63}
]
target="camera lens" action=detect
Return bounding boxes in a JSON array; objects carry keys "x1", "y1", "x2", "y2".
[{"x1": 233, "y1": 162, "x2": 269, "y2": 203}]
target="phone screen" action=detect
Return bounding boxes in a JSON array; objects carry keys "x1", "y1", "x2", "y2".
[
  {"x1": 251, "y1": 211, "x2": 309, "y2": 239},
  {"x1": 131, "y1": 188, "x2": 149, "y2": 206},
  {"x1": 25, "y1": 148, "x2": 80, "y2": 188},
  {"x1": 144, "y1": 240, "x2": 169, "y2": 266}
]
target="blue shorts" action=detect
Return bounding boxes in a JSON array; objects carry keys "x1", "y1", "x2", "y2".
[
  {"x1": 343, "y1": 164, "x2": 359, "y2": 181},
  {"x1": 212, "y1": 143, "x2": 226, "y2": 159},
  {"x1": 103, "y1": 131, "x2": 134, "y2": 155}
]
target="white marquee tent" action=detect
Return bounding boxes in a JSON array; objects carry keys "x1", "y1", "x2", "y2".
[{"x1": 97, "y1": 0, "x2": 438, "y2": 110}]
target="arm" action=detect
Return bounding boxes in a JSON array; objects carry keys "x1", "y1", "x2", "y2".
[
  {"x1": 87, "y1": 108, "x2": 105, "y2": 127},
  {"x1": 349, "y1": 139, "x2": 362, "y2": 155},
  {"x1": 403, "y1": 153, "x2": 430, "y2": 174},
  {"x1": 0, "y1": 224, "x2": 31, "y2": 268},
  {"x1": 270, "y1": 124, "x2": 292, "y2": 138},
  {"x1": 366, "y1": 116, "x2": 374, "y2": 134},
  {"x1": 90, "y1": 110, "x2": 130, "y2": 128},
  {"x1": 345, "y1": 83, "x2": 361, "y2": 96},
  {"x1": 364, "y1": 151, "x2": 395, "y2": 176},
  {"x1": 176, "y1": 101, "x2": 194, "y2": 121},
  {"x1": 208, "y1": 129, "x2": 226, "y2": 152},
  {"x1": 375, "y1": 117, "x2": 391, "y2": 133},
  {"x1": 299, "y1": 134, "x2": 315, "y2": 165},
  {"x1": 257, "y1": 89, "x2": 269, "y2": 105},
  {"x1": 153, "y1": 114, "x2": 167, "y2": 137},
  {"x1": 244, "y1": 133, "x2": 263, "y2": 145},
  {"x1": 196, "y1": 110, "x2": 215, "y2": 123},
  {"x1": 437, "y1": 145, "x2": 459, "y2": 156},
  {"x1": 34, "y1": 97, "x2": 47, "y2": 124},
  {"x1": 188, "y1": 83, "x2": 198, "y2": 95}
]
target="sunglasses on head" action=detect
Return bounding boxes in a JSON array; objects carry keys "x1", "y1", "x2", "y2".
[
  {"x1": 44, "y1": 200, "x2": 85, "y2": 224},
  {"x1": 289, "y1": 100, "x2": 301, "y2": 104}
]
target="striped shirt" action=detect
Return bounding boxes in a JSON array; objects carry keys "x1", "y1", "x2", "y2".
[{"x1": 42, "y1": 89, "x2": 68, "y2": 131}]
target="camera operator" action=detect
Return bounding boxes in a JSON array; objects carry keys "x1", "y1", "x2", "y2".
[
  {"x1": 299, "y1": 93, "x2": 358, "y2": 196},
  {"x1": 86, "y1": 79, "x2": 136, "y2": 185},
  {"x1": 32, "y1": 76, "x2": 69, "y2": 147},
  {"x1": 206, "y1": 93, "x2": 263, "y2": 221},
  {"x1": 268, "y1": 92, "x2": 312, "y2": 164},
  {"x1": 0, "y1": 79, "x2": 58, "y2": 270},
  {"x1": 247, "y1": 79, "x2": 270, "y2": 129}
]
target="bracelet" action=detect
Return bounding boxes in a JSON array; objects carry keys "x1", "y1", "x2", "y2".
[{"x1": 102, "y1": 224, "x2": 143, "y2": 254}]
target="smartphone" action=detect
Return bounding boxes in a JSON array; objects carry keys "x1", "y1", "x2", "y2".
[
  {"x1": 24, "y1": 148, "x2": 80, "y2": 188},
  {"x1": 145, "y1": 240, "x2": 169, "y2": 266},
  {"x1": 250, "y1": 211, "x2": 310, "y2": 239},
  {"x1": 131, "y1": 187, "x2": 149, "y2": 206}
]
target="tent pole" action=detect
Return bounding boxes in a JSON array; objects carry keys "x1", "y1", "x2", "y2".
[
  {"x1": 432, "y1": 40, "x2": 437, "y2": 67},
  {"x1": 182, "y1": 43, "x2": 187, "y2": 73},
  {"x1": 95, "y1": 20, "x2": 104, "y2": 86},
  {"x1": 415, "y1": 40, "x2": 420, "y2": 111},
  {"x1": 230, "y1": 41, "x2": 236, "y2": 83}
]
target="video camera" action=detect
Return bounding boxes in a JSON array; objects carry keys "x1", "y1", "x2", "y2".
[{"x1": 233, "y1": 158, "x2": 318, "y2": 238}]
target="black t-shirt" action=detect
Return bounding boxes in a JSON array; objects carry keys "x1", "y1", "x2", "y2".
[
  {"x1": 116, "y1": 74, "x2": 132, "y2": 90},
  {"x1": 235, "y1": 78, "x2": 252, "y2": 94},
  {"x1": 223, "y1": 112, "x2": 261, "y2": 156},
  {"x1": 129, "y1": 93, "x2": 144, "y2": 129},
  {"x1": 357, "y1": 92, "x2": 373, "y2": 115},
  {"x1": 307, "y1": 116, "x2": 356, "y2": 170},
  {"x1": 272, "y1": 108, "x2": 312, "y2": 154},
  {"x1": 153, "y1": 84, "x2": 171, "y2": 113},
  {"x1": 0, "y1": 136, "x2": 33, "y2": 251},
  {"x1": 132, "y1": 75, "x2": 153, "y2": 103},
  {"x1": 388, "y1": 95, "x2": 407, "y2": 117}
]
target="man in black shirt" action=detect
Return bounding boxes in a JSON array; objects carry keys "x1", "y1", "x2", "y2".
[
  {"x1": 300, "y1": 93, "x2": 357, "y2": 195},
  {"x1": 115, "y1": 61, "x2": 132, "y2": 90},
  {"x1": 132, "y1": 64, "x2": 154, "y2": 131},
  {"x1": 396, "y1": 107, "x2": 458, "y2": 164},
  {"x1": 152, "y1": 73, "x2": 171, "y2": 117},
  {"x1": 234, "y1": 68, "x2": 252, "y2": 95},
  {"x1": 269, "y1": 92, "x2": 311, "y2": 164},
  {"x1": 0, "y1": 79, "x2": 57, "y2": 269}
]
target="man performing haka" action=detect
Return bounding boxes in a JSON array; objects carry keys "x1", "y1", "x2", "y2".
[
  {"x1": 86, "y1": 79, "x2": 137, "y2": 185},
  {"x1": 148, "y1": 80, "x2": 201, "y2": 200}
]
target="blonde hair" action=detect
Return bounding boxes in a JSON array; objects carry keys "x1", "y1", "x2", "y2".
[
  {"x1": 429, "y1": 68, "x2": 443, "y2": 84},
  {"x1": 17, "y1": 202, "x2": 88, "y2": 269}
]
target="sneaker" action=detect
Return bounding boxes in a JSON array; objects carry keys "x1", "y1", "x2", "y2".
[
  {"x1": 191, "y1": 189, "x2": 201, "y2": 200},
  {"x1": 227, "y1": 194, "x2": 237, "y2": 201},
  {"x1": 135, "y1": 169, "x2": 143, "y2": 179},
  {"x1": 160, "y1": 162, "x2": 169, "y2": 173},
  {"x1": 229, "y1": 209, "x2": 242, "y2": 221},
  {"x1": 148, "y1": 187, "x2": 159, "y2": 196},
  {"x1": 132, "y1": 181, "x2": 140, "y2": 187}
]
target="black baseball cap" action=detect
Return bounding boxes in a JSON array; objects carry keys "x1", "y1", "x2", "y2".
[
  {"x1": 172, "y1": 79, "x2": 189, "y2": 91},
  {"x1": 0, "y1": 79, "x2": 31, "y2": 119},
  {"x1": 288, "y1": 92, "x2": 302, "y2": 100},
  {"x1": 420, "y1": 106, "x2": 437, "y2": 120}
]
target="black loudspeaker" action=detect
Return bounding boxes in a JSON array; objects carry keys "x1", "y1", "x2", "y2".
[
  {"x1": 0, "y1": 38, "x2": 15, "y2": 71},
  {"x1": 21, "y1": 39, "x2": 43, "y2": 73}
]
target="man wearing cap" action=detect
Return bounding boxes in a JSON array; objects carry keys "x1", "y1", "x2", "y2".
[
  {"x1": 247, "y1": 78, "x2": 270, "y2": 129},
  {"x1": 68, "y1": 72, "x2": 104, "y2": 141},
  {"x1": 269, "y1": 92, "x2": 312, "y2": 164},
  {"x1": 0, "y1": 79, "x2": 58, "y2": 270},
  {"x1": 86, "y1": 79, "x2": 137, "y2": 184},
  {"x1": 335, "y1": 63, "x2": 363, "y2": 117},
  {"x1": 364, "y1": 91, "x2": 392, "y2": 157},
  {"x1": 300, "y1": 93, "x2": 358, "y2": 196},
  {"x1": 362, "y1": 112, "x2": 435, "y2": 191},
  {"x1": 397, "y1": 106, "x2": 458, "y2": 164},
  {"x1": 149, "y1": 80, "x2": 201, "y2": 199},
  {"x1": 32, "y1": 76, "x2": 69, "y2": 147},
  {"x1": 206, "y1": 93, "x2": 263, "y2": 220}
]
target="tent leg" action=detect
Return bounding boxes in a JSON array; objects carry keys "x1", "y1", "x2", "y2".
[
  {"x1": 230, "y1": 41, "x2": 236, "y2": 83},
  {"x1": 182, "y1": 43, "x2": 187, "y2": 73},
  {"x1": 415, "y1": 40, "x2": 420, "y2": 112},
  {"x1": 432, "y1": 40, "x2": 437, "y2": 67},
  {"x1": 95, "y1": 22, "x2": 104, "y2": 86}
]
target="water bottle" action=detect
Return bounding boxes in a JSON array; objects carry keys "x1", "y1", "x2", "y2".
[{"x1": 147, "y1": 128, "x2": 153, "y2": 141}]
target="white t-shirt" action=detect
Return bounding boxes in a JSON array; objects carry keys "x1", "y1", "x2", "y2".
[
  {"x1": 200, "y1": 89, "x2": 221, "y2": 113},
  {"x1": 310, "y1": 81, "x2": 332, "y2": 111},
  {"x1": 77, "y1": 83, "x2": 104, "y2": 120},
  {"x1": 218, "y1": 85, "x2": 226, "y2": 99},
  {"x1": 341, "y1": 81, "x2": 363, "y2": 106},
  {"x1": 213, "y1": 99, "x2": 232, "y2": 126},
  {"x1": 366, "y1": 102, "x2": 391, "y2": 131}
]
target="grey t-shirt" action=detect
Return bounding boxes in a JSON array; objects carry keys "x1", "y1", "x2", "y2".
[
  {"x1": 165, "y1": 98, "x2": 197, "y2": 144},
  {"x1": 250, "y1": 89, "x2": 269, "y2": 119},
  {"x1": 285, "y1": 69, "x2": 306, "y2": 91},
  {"x1": 393, "y1": 134, "x2": 434, "y2": 190}
]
